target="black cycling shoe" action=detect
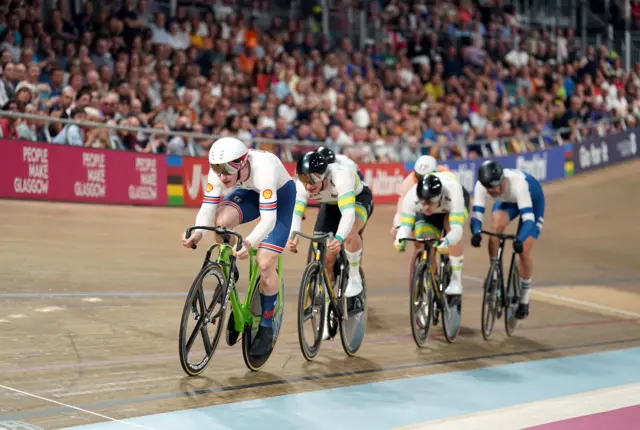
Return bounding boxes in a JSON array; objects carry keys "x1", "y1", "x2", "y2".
[
  {"x1": 250, "y1": 325, "x2": 274, "y2": 357},
  {"x1": 515, "y1": 303, "x2": 529, "y2": 320},
  {"x1": 346, "y1": 292, "x2": 365, "y2": 314},
  {"x1": 446, "y1": 294, "x2": 461, "y2": 309}
]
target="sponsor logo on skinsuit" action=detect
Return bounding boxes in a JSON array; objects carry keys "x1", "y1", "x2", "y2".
[{"x1": 262, "y1": 189, "x2": 273, "y2": 199}]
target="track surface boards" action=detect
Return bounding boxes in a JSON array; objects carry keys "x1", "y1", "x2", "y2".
[{"x1": 1, "y1": 160, "x2": 639, "y2": 429}]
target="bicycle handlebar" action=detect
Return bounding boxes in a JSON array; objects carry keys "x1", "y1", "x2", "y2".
[
  {"x1": 291, "y1": 231, "x2": 334, "y2": 243},
  {"x1": 480, "y1": 230, "x2": 517, "y2": 240},
  {"x1": 289, "y1": 231, "x2": 335, "y2": 254},
  {"x1": 399, "y1": 237, "x2": 440, "y2": 245},
  {"x1": 185, "y1": 226, "x2": 244, "y2": 252}
]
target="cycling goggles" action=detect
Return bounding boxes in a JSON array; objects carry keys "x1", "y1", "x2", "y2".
[
  {"x1": 298, "y1": 172, "x2": 325, "y2": 185},
  {"x1": 483, "y1": 179, "x2": 502, "y2": 189},
  {"x1": 211, "y1": 159, "x2": 244, "y2": 176}
]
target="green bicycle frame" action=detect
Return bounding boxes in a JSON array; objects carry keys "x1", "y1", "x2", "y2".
[{"x1": 211, "y1": 245, "x2": 284, "y2": 333}]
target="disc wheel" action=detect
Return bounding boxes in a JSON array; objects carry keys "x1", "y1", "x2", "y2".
[
  {"x1": 440, "y1": 259, "x2": 461, "y2": 343},
  {"x1": 241, "y1": 276, "x2": 281, "y2": 371},
  {"x1": 178, "y1": 262, "x2": 227, "y2": 376}
]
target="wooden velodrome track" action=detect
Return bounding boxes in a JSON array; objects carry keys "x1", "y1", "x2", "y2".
[{"x1": 1, "y1": 161, "x2": 640, "y2": 429}]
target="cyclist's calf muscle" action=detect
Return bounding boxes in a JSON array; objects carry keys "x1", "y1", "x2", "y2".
[{"x1": 257, "y1": 249, "x2": 279, "y2": 296}]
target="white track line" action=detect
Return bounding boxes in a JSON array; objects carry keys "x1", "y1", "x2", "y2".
[
  {"x1": 531, "y1": 290, "x2": 640, "y2": 318},
  {"x1": 0, "y1": 383, "x2": 157, "y2": 430},
  {"x1": 465, "y1": 274, "x2": 640, "y2": 318}
]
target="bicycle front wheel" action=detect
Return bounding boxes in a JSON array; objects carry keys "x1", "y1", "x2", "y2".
[
  {"x1": 178, "y1": 262, "x2": 228, "y2": 377},
  {"x1": 481, "y1": 263, "x2": 500, "y2": 341},
  {"x1": 409, "y1": 261, "x2": 433, "y2": 348},
  {"x1": 297, "y1": 261, "x2": 326, "y2": 361}
]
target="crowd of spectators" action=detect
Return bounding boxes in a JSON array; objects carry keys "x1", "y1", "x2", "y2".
[{"x1": 0, "y1": 0, "x2": 638, "y2": 163}]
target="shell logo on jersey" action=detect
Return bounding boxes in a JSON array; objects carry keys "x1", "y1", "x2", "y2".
[
  {"x1": 206, "y1": 183, "x2": 213, "y2": 193},
  {"x1": 262, "y1": 189, "x2": 273, "y2": 199}
]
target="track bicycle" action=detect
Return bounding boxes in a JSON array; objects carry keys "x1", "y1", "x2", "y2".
[
  {"x1": 178, "y1": 226, "x2": 284, "y2": 375},
  {"x1": 291, "y1": 231, "x2": 368, "y2": 361},
  {"x1": 400, "y1": 237, "x2": 462, "y2": 347},
  {"x1": 478, "y1": 230, "x2": 521, "y2": 340}
]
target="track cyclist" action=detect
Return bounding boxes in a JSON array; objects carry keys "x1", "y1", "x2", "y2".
[
  {"x1": 286, "y1": 151, "x2": 373, "y2": 338},
  {"x1": 181, "y1": 137, "x2": 296, "y2": 356},
  {"x1": 394, "y1": 170, "x2": 470, "y2": 302},
  {"x1": 390, "y1": 155, "x2": 448, "y2": 240},
  {"x1": 470, "y1": 160, "x2": 545, "y2": 320}
]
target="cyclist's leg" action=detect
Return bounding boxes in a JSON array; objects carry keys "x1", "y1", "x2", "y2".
[
  {"x1": 516, "y1": 190, "x2": 545, "y2": 319},
  {"x1": 312, "y1": 203, "x2": 341, "y2": 340},
  {"x1": 443, "y1": 188, "x2": 469, "y2": 295},
  {"x1": 489, "y1": 201, "x2": 519, "y2": 259},
  {"x1": 251, "y1": 181, "x2": 296, "y2": 354},
  {"x1": 217, "y1": 189, "x2": 260, "y2": 281},
  {"x1": 317, "y1": 204, "x2": 340, "y2": 281},
  {"x1": 343, "y1": 187, "x2": 374, "y2": 297},
  {"x1": 217, "y1": 189, "x2": 260, "y2": 238}
]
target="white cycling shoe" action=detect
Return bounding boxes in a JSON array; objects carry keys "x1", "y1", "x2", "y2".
[
  {"x1": 444, "y1": 276, "x2": 463, "y2": 296},
  {"x1": 344, "y1": 275, "x2": 364, "y2": 298}
]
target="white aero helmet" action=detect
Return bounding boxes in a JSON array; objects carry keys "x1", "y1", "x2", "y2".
[
  {"x1": 414, "y1": 155, "x2": 437, "y2": 179},
  {"x1": 208, "y1": 137, "x2": 249, "y2": 175}
]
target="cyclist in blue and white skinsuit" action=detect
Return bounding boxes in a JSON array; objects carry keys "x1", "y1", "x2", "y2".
[
  {"x1": 469, "y1": 160, "x2": 546, "y2": 320},
  {"x1": 181, "y1": 137, "x2": 296, "y2": 356}
]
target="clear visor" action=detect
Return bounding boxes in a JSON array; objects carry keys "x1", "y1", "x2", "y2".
[
  {"x1": 298, "y1": 172, "x2": 324, "y2": 185},
  {"x1": 485, "y1": 179, "x2": 502, "y2": 189}
]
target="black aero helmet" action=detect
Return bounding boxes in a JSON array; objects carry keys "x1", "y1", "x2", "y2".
[
  {"x1": 416, "y1": 174, "x2": 442, "y2": 203},
  {"x1": 316, "y1": 146, "x2": 336, "y2": 164},
  {"x1": 478, "y1": 160, "x2": 504, "y2": 189},
  {"x1": 296, "y1": 151, "x2": 328, "y2": 184}
]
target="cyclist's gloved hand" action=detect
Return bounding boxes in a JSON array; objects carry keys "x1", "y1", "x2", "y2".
[
  {"x1": 436, "y1": 237, "x2": 450, "y2": 253},
  {"x1": 394, "y1": 239, "x2": 406, "y2": 253},
  {"x1": 513, "y1": 239, "x2": 524, "y2": 254},
  {"x1": 471, "y1": 234, "x2": 482, "y2": 248}
]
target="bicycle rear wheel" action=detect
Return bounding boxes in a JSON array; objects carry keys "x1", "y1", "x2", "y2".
[
  {"x1": 481, "y1": 263, "x2": 500, "y2": 340},
  {"x1": 505, "y1": 261, "x2": 521, "y2": 336},
  {"x1": 338, "y1": 256, "x2": 368, "y2": 357},
  {"x1": 297, "y1": 262, "x2": 326, "y2": 361},
  {"x1": 409, "y1": 260, "x2": 433, "y2": 347},
  {"x1": 241, "y1": 276, "x2": 283, "y2": 371},
  {"x1": 178, "y1": 262, "x2": 227, "y2": 377},
  {"x1": 440, "y1": 258, "x2": 461, "y2": 343}
]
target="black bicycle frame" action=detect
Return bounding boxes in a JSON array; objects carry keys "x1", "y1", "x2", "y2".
[
  {"x1": 481, "y1": 230, "x2": 518, "y2": 307},
  {"x1": 292, "y1": 231, "x2": 346, "y2": 319},
  {"x1": 400, "y1": 237, "x2": 447, "y2": 296}
]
